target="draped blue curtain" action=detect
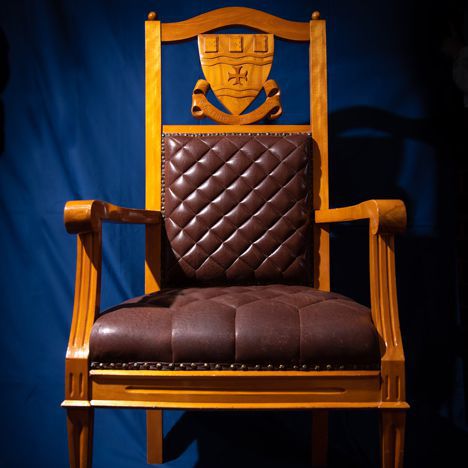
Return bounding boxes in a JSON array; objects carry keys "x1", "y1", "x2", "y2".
[{"x1": 0, "y1": 0, "x2": 465, "y2": 466}]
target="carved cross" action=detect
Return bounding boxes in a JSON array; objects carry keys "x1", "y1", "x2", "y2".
[{"x1": 228, "y1": 66, "x2": 248, "y2": 85}]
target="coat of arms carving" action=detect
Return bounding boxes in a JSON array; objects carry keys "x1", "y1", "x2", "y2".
[{"x1": 192, "y1": 34, "x2": 282, "y2": 124}]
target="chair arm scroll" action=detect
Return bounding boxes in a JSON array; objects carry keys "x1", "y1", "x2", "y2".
[
  {"x1": 314, "y1": 199, "x2": 406, "y2": 234},
  {"x1": 64, "y1": 200, "x2": 161, "y2": 372},
  {"x1": 316, "y1": 200, "x2": 407, "y2": 402},
  {"x1": 64, "y1": 200, "x2": 161, "y2": 234}
]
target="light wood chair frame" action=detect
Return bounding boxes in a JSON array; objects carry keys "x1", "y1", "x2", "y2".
[{"x1": 62, "y1": 7, "x2": 409, "y2": 467}]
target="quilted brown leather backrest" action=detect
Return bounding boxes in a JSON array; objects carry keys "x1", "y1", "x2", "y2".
[{"x1": 162, "y1": 133, "x2": 312, "y2": 286}]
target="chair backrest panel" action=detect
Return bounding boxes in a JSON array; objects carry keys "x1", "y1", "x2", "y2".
[
  {"x1": 162, "y1": 133, "x2": 312, "y2": 286},
  {"x1": 145, "y1": 9, "x2": 330, "y2": 293}
]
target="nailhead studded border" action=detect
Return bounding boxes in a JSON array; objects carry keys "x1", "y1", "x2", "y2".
[{"x1": 90, "y1": 361, "x2": 379, "y2": 371}]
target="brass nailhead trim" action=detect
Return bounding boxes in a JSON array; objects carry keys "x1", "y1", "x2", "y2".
[
  {"x1": 90, "y1": 361, "x2": 378, "y2": 371},
  {"x1": 161, "y1": 136, "x2": 166, "y2": 216},
  {"x1": 162, "y1": 132, "x2": 311, "y2": 137}
]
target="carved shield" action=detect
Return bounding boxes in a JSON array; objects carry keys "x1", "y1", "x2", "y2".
[{"x1": 198, "y1": 34, "x2": 274, "y2": 115}]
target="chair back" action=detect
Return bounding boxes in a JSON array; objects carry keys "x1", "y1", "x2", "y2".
[{"x1": 144, "y1": 8, "x2": 330, "y2": 291}]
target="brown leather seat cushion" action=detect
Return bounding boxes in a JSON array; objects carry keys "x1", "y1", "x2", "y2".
[{"x1": 89, "y1": 285, "x2": 380, "y2": 371}]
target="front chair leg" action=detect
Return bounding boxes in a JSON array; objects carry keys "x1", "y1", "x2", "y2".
[
  {"x1": 146, "y1": 409, "x2": 163, "y2": 464},
  {"x1": 380, "y1": 409, "x2": 406, "y2": 468},
  {"x1": 311, "y1": 410, "x2": 328, "y2": 467},
  {"x1": 67, "y1": 407, "x2": 94, "y2": 468}
]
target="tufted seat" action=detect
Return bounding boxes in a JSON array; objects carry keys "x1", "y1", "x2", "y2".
[{"x1": 89, "y1": 284, "x2": 380, "y2": 371}]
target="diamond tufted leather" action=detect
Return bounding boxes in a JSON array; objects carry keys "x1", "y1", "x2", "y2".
[
  {"x1": 89, "y1": 285, "x2": 381, "y2": 370},
  {"x1": 162, "y1": 134, "x2": 312, "y2": 286}
]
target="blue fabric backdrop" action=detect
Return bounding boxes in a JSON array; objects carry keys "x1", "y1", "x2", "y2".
[{"x1": 0, "y1": 0, "x2": 467, "y2": 466}]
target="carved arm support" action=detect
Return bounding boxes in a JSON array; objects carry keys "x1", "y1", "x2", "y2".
[
  {"x1": 65, "y1": 200, "x2": 161, "y2": 357},
  {"x1": 315, "y1": 200, "x2": 407, "y2": 403},
  {"x1": 63, "y1": 200, "x2": 161, "y2": 404}
]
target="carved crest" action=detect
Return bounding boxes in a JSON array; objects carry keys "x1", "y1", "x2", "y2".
[{"x1": 198, "y1": 34, "x2": 274, "y2": 115}]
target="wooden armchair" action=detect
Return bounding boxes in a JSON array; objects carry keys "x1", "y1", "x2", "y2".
[{"x1": 62, "y1": 7, "x2": 408, "y2": 467}]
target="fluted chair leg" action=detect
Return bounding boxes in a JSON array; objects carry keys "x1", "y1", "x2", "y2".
[
  {"x1": 311, "y1": 410, "x2": 328, "y2": 467},
  {"x1": 67, "y1": 408, "x2": 94, "y2": 468},
  {"x1": 147, "y1": 410, "x2": 163, "y2": 464},
  {"x1": 380, "y1": 410, "x2": 406, "y2": 468}
]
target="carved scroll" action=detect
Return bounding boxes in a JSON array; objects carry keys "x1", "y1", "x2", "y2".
[
  {"x1": 192, "y1": 34, "x2": 282, "y2": 124},
  {"x1": 191, "y1": 79, "x2": 281, "y2": 125}
]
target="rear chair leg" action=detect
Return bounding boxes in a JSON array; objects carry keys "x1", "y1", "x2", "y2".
[
  {"x1": 311, "y1": 410, "x2": 328, "y2": 467},
  {"x1": 380, "y1": 409, "x2": 406, "y2": 468},
  {"x1": 67, "y1": 407, "x2": 94, "y2": 468},
  {"x1": 147, "y1": 409, "x2": 163, "y2": 464}
]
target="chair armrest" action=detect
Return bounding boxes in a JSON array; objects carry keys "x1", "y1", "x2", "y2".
[
  {"x1": 64, "y1": 200, "x2": 161, "y2": 383},
  {"x1": 314, "y1": 199, "x2": 406, "y2": 234},
  {"x1": 64, "y1": 200, "x2": 161, "y2": 234},
  {"x1": 316, "y1": 200, "x2": 407, "y2": 402}
]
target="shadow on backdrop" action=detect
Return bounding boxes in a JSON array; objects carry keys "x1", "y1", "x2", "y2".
[
  {"x1": 329, "y1": 105, "x2": 467, "y2": 467},
  {"x1": 0, "y1": 28, "x2": 8, "y2": 155}
]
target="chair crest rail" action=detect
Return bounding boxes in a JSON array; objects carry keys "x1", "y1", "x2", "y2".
[{"x1": 160, "y1": 7, "x2": 311, "y2": 42}]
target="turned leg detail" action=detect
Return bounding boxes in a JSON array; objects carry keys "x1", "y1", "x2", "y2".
[
  {"x1": 146, "y1": 409, "x2": 164, "y2": 464},
  {"x1": 380, "y1": 410, "x2": 406, "y2": 468},
  {"x1": 311, "y1": 409, "x2": 328, "y2": 468},
  {"x1": 67, "y1": 407, "x2": 94, "y2": 468}
]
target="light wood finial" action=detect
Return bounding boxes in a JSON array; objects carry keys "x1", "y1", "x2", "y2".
[
  {"x1": 147, "y1": 11, "x2": 157, "y2": 21},
  {"x1": 311, "y1": 11, "x2": 321, "y2": 20}
]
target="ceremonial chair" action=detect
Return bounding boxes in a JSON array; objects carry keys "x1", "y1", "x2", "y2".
[{"x1": 62, "y1": 7, "x2": 408, "y2": 467}]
